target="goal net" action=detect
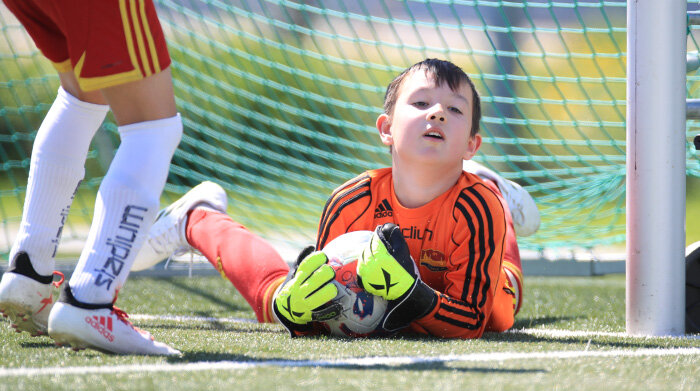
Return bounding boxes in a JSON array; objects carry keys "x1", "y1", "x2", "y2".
[{"x1": 0, "y1": 0, "x2": 697, "y2": 260}]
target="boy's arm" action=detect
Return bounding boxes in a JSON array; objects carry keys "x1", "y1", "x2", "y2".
[
  {"x1": 358, "y1": 185, "x2": 508, "y2": 339},
  {"x1": 411, "y1": 184, "x2": 508, "y2": 338},
  {"x1": 410, "y1": 265, "x2": 502, "y2": 339}
]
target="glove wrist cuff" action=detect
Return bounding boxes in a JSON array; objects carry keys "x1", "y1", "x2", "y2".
[
  {"x1": 382, "y1": 280, "x2": 437, "y2": 332},
  {"x1": 404, "y1": 280, "x2": 438, "y2": 319}
]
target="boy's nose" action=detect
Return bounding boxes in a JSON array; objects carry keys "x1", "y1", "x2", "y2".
[{"x1": 430, "y1": 115, "x2": 445, "y2": 122}]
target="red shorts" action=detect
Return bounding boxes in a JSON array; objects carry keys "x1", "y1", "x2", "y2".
[{"x1": 3, "y1": 0, "x2": 171, "y2": 91}]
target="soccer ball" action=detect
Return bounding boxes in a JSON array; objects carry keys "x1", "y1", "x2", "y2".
[{"x1": 319, "y1": 231, "x2": 390, "y2": 337}]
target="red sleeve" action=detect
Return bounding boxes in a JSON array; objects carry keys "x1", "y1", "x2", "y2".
[{"x1": 410, "y1": 183, "x2": 507, "y2": 339}]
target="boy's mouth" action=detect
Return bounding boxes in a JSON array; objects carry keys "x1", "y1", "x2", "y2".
[{"x1": 423, "y1": 129, "x2": 445, "y2": 140}]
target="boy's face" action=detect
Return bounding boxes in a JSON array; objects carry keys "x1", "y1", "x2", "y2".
[{"x1": 377, "y1": 70, "x2": 481, "y2": 168}]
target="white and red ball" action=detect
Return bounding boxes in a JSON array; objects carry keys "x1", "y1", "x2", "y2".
[{"x1": 320, "y1": 231, "x2": 389, "y2": 337}]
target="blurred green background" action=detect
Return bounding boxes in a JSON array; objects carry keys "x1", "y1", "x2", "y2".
[{"x1": 1, "y1": 0, "x2": 699, "y2": 260}]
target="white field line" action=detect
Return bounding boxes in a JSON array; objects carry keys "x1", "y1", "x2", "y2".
[
  {"x1": 1, "y1": 347, "x2": 699, "y2": 377},
  {"x1": 512, "y1": 328, "x2": 700, "y2": 340}
]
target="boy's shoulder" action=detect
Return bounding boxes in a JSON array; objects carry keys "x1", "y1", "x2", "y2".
[
  {"x1": 332, "y1": 167, "x2": 392, "y2": 192},
  {"x1": 453, "y1": 170, "x2": 506, "y2": 217},
  {"x1": 457, "y1": 170, "x2": 480, "y2": 186},
  {"x1": 362, "y1": 167, "x2": 392, "y2": 181},
  {"x1": 457, "y1": 169, "x2": 501, "y2": 194}
]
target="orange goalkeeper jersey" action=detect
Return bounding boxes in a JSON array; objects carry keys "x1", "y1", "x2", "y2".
[{"x1": 316, "y1": 167, "x2": 508, "y2": 339}]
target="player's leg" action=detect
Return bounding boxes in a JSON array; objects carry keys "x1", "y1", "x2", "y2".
[
  {"x1": 0, "y1": 71, "x2": 109, "y2": 336},
  {"x1": 48, "y1": 69, "x2": 182, "y2": 355},
  {"x1": 463, "y1": 159, "x2": 540, "y2": 237},
  {"x1": 132, "y1": 182, "x2": 290, "y2": 323},
  {"x1": 0, "y1": 1, "x2": 111, "y2": 336},
  {"x1": 131, "y1": 181, "x2": 229, "y2": 272},
  {"x1": 42, "y1": 1, "x2": 181, "y2": 354},
  {"x1": 64, "y1": 66, "x2": 180, "y2": 301},
  {"x1": 186, "y1": 208, "x2": 290, "y2": 323}
]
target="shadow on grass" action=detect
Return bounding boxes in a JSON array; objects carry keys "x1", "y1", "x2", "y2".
[
  {"x1": 137, "y1": 321, "x2": 282, "y2": 334},
  {"x1": 169, "y1": 351, "x2": 546, "y2": 374},
  {"x1": 19, "y1": 340, "x2": 61, "y2": 349}
]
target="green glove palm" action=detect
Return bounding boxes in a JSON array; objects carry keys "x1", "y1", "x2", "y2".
[
  {"x1": 357, "y1": 227, "x2": 417, "y2": 300},
  {"x1": 273, "y1": 250, "x2": 338, "y2": 327}
]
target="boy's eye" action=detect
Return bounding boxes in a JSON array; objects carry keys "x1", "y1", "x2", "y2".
[
  {"x1": 449, "y1": 107, "x2": 463, "y2": 114},
  {"x1": 413, "y1": 101, "x2": 428, "y2": 108}
]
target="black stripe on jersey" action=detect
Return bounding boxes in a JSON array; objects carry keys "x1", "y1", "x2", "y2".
[
  {"x1": 458, "y1": 189, "x2": 489, "y2": 308},
  {"x1": 439, "y1": 302, "x2": 478, "y2": 320},
  {"x1": 316, "y1": 174, "x2": 369, "y2": 240},
  {"x1": 467, "y1": 186, "x2": 496, "y2": 308},
  {"x1": 316, "y1": 175, "x2": 371, "y2": 249},
  {"x1": 454, "y1": 186, "x2": 494, "y2": 307},
  {"x1": 434, "y1": 313, "x2": 480, "y2": 330},
  {"x1": 454, "y1": 200, "x2": 478, "y2": 303}
]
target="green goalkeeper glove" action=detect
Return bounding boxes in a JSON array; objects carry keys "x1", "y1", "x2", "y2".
[
  {"x1": 357, "y1": 223, "x2": 438, "y2": 332},
  {"x1": 273, "y1": 246, "x2": 338, "y2": 335}
]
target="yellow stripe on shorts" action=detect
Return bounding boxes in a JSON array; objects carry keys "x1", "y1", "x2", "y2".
[
  {"x1": 139, "y1": 0, "x2": 161, "y2": 73},
  {"x1": 119, "y1": 0, "x2": 142, "y2": 75},
  {"x1": 129, "y1": 0, "x2": 152, "y2": 76}
]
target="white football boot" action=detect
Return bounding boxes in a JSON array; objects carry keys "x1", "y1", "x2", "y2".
[
  {"x1": 0, "y1": 252, "x2": 63, "y2": 336},
  {"x1": 131, "y1": 181, "x2": 228, "y2": 271},
  {"x1": 463, "y1": 160, "x2": 540, "y2": 237},
  {"x1": 48, "y1": 286, "x2": 180, "y2": 355}
]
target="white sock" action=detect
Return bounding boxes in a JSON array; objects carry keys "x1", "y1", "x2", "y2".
[
  {"x1": 10, "y1": 87, "x2": 108, "y2": 276},
  {"x1": 69, "y1": 114, "x2": 182, "y2": 304}
]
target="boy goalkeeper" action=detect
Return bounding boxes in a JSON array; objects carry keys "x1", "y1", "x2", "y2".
[{"x1": 133, "y1": 59, "x2": 539, "y2": 339}]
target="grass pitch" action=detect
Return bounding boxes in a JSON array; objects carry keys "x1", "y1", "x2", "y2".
[{"x1": 0, "y1": 274, "x2": 698, "y2": 391}]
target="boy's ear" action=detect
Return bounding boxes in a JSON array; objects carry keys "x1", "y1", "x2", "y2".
[
  {"x1": 463, "y1": 133, "x2": 482, "y2": 160},
  {"x1": 376, "y1": 113, "x2": 393, "y2": 146}
]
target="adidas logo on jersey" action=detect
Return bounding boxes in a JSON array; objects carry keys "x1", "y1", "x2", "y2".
[
  {"x1": 374, "y1": 199, "x2": 393, "y2": 218},
  {"x1": 85, "y1": 315, "x2": 114, "y2": 342}
]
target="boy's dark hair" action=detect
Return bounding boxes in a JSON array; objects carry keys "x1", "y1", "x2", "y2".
[{"x1": 383, "y1": 58, "x2": 482, "y2": 137}]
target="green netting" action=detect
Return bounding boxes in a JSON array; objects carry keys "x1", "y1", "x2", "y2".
[{"x1": 0, "y1": 0, "x2": 697, "y2": 257}]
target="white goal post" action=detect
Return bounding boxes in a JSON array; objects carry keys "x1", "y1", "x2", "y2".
[{"x1": 626, "y1": 0, "x2": 687, "y2": 336}]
